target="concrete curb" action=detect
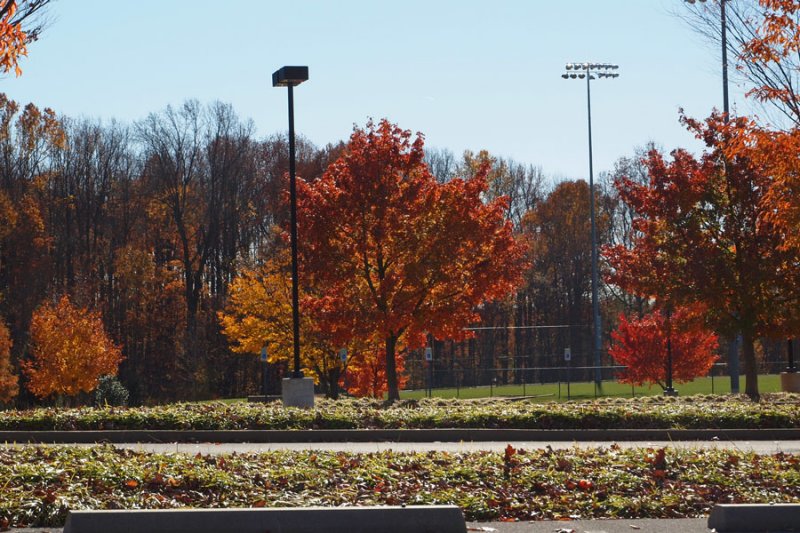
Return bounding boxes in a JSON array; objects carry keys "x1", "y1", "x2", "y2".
[
  {"x1": 708, "y1": 503, "x2": 800, "y2": 532},
  {"x1": 1, "y1": 427, "x2": 799, "y2": 443},
  {"x1": 63, "y1": 506, "x2": 467, "y2": 533}
]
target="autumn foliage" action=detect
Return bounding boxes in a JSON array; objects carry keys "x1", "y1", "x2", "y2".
[
  {"x1": 23, "y1": 296, "x2": 123, "y2": 399},
  {"x1": 0, "y1": 318, "x2": 17, "y2": 403},
  {"x1": 0, "y1": 1, "x2": 27, "y2": 76},
  {"x1": 605, "y1": 113, "x2": 800, "y2": 399},
  {"x1": 609, "y1": 306, "x2": 719, "y2": 389},
  {"x1": 343, "y1": 344, "x2": 408, "y2": 398},
  {"x1": 297, "y1": 119, "x2": 527, "y2": 400},
  {"x1": 219, "y1": 253, "x2": 347, "y2": 397}
]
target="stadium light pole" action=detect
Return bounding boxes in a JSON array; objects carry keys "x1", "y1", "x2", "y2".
[{"x1": 561, "y1": 62, "x2": 619, "y2": 388}]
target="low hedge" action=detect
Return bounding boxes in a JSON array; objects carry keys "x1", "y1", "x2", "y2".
[{"x1": 0, "y1": 394, "x2": 798, "y2": 431}]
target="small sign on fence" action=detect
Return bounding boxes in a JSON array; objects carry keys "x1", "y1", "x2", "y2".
[
  {"x1": 564, "y1": 347, "x2": 571, "y2": 362},
  {"x1": 425, "y1": 347, "x2": 432, "y2": 361}
]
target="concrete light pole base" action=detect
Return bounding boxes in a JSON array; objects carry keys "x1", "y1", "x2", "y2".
[
  {"x1": 282, "y1": 377, "x2": 315, "y2": 408},
  {"x1": 780, "y1": 372, "x2": 800, "y2": 393}
]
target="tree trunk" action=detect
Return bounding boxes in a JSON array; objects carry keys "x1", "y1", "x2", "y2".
[
  {"x1": 385, "y1": 334, "x2": 400, "y2": 402},
  {"x1": 742, "y1": 333, "x2": 760, "y2": 401},
  {"x1": 327, "y1": 367, "x2": 340, "y2": 399}
]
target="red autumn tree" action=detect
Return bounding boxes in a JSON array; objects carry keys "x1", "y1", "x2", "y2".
[
  {"x1": 609, "y1": 305, "x2": 719, "y2": 389},
  {"x1": 297, "y1": 119, "x2": 527, "y2": 401},
  {"x1": 23, "y1": 296, "x2": 124, "y2": 400},
  {"x1": 0, "y1": 318, "x2": 17, "y2": 403},
  {"x1": 605, "y1": 112, "x2": 800, "y2": 400}
]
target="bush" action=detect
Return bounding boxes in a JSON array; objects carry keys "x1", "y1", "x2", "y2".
[{"x1": 94, "y1": 375, "x2": 129, "y2": 407}]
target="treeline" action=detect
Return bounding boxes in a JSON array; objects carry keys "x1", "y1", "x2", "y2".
[
  {"x1": 0, "y1": 96, "x2": 344, "y2": 404},
  {"x1": 0, "y1": 94, "x2": 730, "y2": 405}
]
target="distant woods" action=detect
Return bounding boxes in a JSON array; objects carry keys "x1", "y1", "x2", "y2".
[{"x1": 0, "y1": 94, "x2": 652, "y2": 405}]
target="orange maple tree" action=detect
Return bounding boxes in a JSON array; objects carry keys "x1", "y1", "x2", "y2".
[
  {"x1": 297, "y1": 119, "x2": 527, "y2": 401},
  {"x1": 609, "y1": 305, "x2": 719, "y2": 389},
  {"x1": 0, "y1": 318, "x2": 17, "y2": 403},
  {"x1": 605, "y1": 112, "x2": 800, "y2": 400},
  {"x1": 23, "y1": 296, "x2": 124, "y2": 399}
]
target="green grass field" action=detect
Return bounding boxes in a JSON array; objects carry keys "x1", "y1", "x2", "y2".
[{"x1": 399, "y1": 374, "x2": 783, "y2": 401}]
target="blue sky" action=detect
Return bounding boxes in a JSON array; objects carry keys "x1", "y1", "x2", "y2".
[{"x1": 4, "y1": 0, "x2": 755, "y2": 180}]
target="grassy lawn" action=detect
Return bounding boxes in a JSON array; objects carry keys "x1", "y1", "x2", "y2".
[{"x1": 399, "y1": 374, "x2": 783, "y2": 401}]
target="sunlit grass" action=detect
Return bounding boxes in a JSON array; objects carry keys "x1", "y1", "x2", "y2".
[{"x1": 399, "y1": 374, "x2": 783, "y2": 401}]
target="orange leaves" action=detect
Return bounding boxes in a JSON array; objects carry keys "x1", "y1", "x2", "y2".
[
  {"x1": 343, "y1": 343, "x2": 408, "y2": 398},
  {"x1": 297, "y1": 119, "x2": 527, "y2": 399},
  {"x1": 744, "y1": 0, "x2": 800, "y2": 64},
  {"x1": 22, "y1": 295, "x2": 124, "y2": 399},
  {"x1": 0, "y1": 1, "x2": 27, "y2": 76},
  {"x1": 0, "y1": 318, "x2": 17, "y2": 403},
  {"x1": 608, "y1": 306, "x2": 719, "y2": 388}
]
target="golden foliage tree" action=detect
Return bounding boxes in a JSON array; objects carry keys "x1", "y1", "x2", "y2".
[
  {"x1": 219, "y1": 253, "x2": 346, "y2": 397},
  {"x1": 0, "y1": 318, "x2": 17, "y2": 403},
  {"x1": 23, "y1": 296, "x2": 123, "y2": 399}
]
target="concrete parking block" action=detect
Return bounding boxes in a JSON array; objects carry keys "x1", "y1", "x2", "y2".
[
  {"x1": 708, "y1": 503, "x2": 800, "y2": 532},
  {"x1": 62, "y1": 505, "x2": 467, "y2": 533}
]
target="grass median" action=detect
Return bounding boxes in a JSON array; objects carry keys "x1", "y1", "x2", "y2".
[{"x1": 1, "y1": 444, "x2": 799, "y2": 528}]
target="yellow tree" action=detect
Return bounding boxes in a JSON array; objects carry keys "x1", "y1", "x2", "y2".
[
  {"x1": 0, "y1": 318, "x2": 17, "y2": 403},
  {"x1": 23, "y1": 296, "x2": 123, "y2": 399},
  {"x1": 219, "y1": 254, "x2": 346, "y2": 398}
]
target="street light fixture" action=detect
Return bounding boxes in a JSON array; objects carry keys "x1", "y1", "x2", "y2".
[
  {"x1": 272, "y1": 65, "x2": 308, "y2": 379},
  {"x1": 273, "y1": 65, "x2": 314, "y2": 408},
  {"x1": 561, "y1": 62, "x2": 619, "y2": 388}
]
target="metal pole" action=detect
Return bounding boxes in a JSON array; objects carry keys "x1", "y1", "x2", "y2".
[
  {"x1": 788, "y1": 339, "x2": 796, "y2": 372},
  {"x1": 586, "y1": 70, "x2": 603, "y2": 387},
  {"x1": 287, "y1": 85, "x2": 302, "y2": 378},
  {"x1": 721, "y1": 0, "x2": 729, "y2": 121}
]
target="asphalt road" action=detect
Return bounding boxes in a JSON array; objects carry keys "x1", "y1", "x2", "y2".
[{"x1": 14, "y1": 439, "x2": 797, "y2": 455}]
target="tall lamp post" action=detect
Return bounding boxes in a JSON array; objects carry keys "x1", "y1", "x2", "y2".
[
  {"x1": 685, "y1": 0, "x2": 729, "y2": 120},
  {"x1": 684, "y1": 0, "x2": 740, "y2": 394},
  {"x1": 273, "y1": 65, "x2": 315, "y2": 407},
  {"x1": 561, "y1": 62, "x2": 619, "y2": 388}
]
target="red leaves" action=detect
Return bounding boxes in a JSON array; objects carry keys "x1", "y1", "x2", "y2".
[
  {"x1": 297, "y1": 119, "x2": 526, "y2": 399},
  {"x1": 608, "y1": 306, "x2": 719, "y2": 388}
]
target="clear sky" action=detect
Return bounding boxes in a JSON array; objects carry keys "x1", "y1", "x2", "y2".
[{"x1": 3, "y1": 0, "x2": 756, "y2": 180}]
